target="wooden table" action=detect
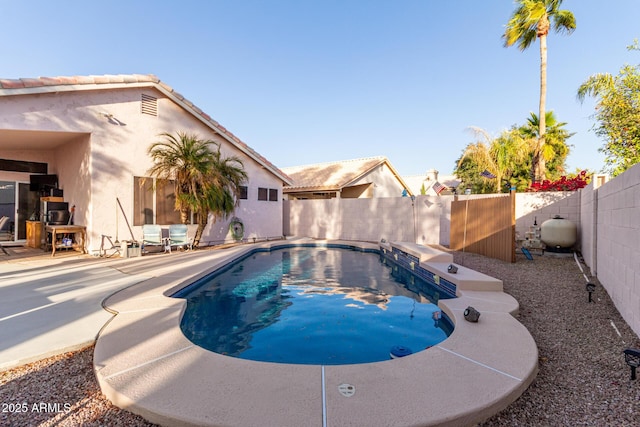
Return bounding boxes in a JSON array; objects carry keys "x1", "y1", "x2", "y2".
[{"x1": 45, "y1": 225, "x2": 87, "y2": 256}]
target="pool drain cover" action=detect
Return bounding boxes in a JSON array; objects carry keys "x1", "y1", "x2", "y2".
[{"x1": 338, "y1": 383, "x2": 355, "y2": 397}]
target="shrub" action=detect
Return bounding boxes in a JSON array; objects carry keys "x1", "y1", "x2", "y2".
[{"x1": 527, "y1": 170, "x2": 589, "y2": 192}]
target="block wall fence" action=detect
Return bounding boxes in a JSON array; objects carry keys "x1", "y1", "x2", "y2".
[{"x1": 283, "y1": 162, "x2": 640, "y2": 338}]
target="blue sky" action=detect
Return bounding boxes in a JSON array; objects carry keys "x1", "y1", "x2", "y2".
[{"x1": 3, "y1": 1, "x2": 639, "y2": 176}]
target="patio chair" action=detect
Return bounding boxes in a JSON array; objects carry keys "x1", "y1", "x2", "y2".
[
  {"x1": 141, "y1": 224, "x2": 168, "y2": 254},
  {"x1": 0, "y1": 216, "x2": 9, "y2": 255},
  {"x1": 168, "y1": 224, "x2": 192, "y2": 252}
]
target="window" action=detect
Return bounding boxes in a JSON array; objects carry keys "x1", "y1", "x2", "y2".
[
  {"x1": 133, "y1": 176, "x2": 182, "y2": 225},
  {"x1": 258, "y1": 187, "x2": 278, "y2": 202},
  {"x1": 133, "y1": 177, "x2": 153, "y2": 225},
  {"x1": 155, "y1": 179, "x2": 181, "y2": 224},
  {"x1": 239, "y1": 186, "x2": 248, "y2": 200}
]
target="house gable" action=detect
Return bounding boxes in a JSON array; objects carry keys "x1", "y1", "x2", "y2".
[{"x1": 282, "y1": 156, "x2": 412, "y2": 199}]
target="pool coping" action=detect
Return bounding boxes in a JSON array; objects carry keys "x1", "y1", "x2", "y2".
[{"x1": 94, "y1": 239, "x2": 538, "y2": 427}]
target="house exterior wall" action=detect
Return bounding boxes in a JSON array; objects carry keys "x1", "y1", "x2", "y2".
[
  {"x1": 0, "y1": 86, "x2": 284, "y2": 252},
  {"x1": 347, "y1": 163, "x2": 407, "y2": 198},
  {"x1": 0, "y1": 149, "x2": 59, "y2": 184}
]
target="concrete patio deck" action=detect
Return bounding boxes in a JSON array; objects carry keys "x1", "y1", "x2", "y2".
[
  {"x1": 0, "y1": 250, "x2": 151, "y2": 371},
  {"x1": 0, "y1": 243, "x2": 247, "y2": 371},
  {"x1": 93, "y1": 240, "x2": 539, "y2": 427}
]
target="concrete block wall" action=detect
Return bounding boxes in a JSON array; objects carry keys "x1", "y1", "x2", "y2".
[
  {"x1": 284, "y1": 196, "x2": 442, "y2": 244},
  {"x1": 285, "y1": 193, "x2": 582, "y2": 247},
  {"x1": 514, "y1": 191, "x2": 581, "y2": 246},
  {"x1": 592, "y1": 164, "x2": 640, "y2": 338},
  {"x1": 579, "y1": 181, "x2": 598, "y2": 275}
]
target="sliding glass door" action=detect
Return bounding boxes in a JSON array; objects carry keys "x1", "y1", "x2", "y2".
[
  {"x1": 0, "y1": 181, "x2": 38, "y2": 242},
  {"x1": 0, "y1": 181, "x2": 16, "y2": 242}
]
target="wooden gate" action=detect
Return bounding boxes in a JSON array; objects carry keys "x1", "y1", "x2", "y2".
[{"x1": 450, "y1": 192, "x2": 516, "y2": 263}]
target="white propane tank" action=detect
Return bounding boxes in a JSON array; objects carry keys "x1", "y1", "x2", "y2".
[{"x1": 540, "y1": 215, "x2": 577, "y2": 249}]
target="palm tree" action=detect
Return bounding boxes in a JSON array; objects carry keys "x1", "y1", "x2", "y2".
[
  {"x1": 456, "y1": 127, "x2": 496, "y2": 193},
  {"x1": 456, "y1": 127, "x2": 529, "y2": 193},
  {"x1": 193, "y1": 144, "x2": 247, "y2": 246},
  {"x1": 504, "y1": 0, "x2": 576, "y2": 182},
  {"x1": 490, "y1": 128, "x2": 530, "y2": 190},
  {"x1": 518, "y1": 111, "x2": 573, "y2": 180},
  {"x1": 147, "y1": 131, "x2": 247, "y2": 247}
]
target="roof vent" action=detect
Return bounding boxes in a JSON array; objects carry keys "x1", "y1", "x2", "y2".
[{"x1": 141, "y1": 94, "x2": 158, "y2": 116}]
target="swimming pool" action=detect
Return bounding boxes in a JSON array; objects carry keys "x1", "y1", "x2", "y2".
[
  {"x1": 174, "y1": 246, "x2": 453, "y2": 365},
  {"x1": 96, "y1": 239, "x2": 537, "y2": 427}
]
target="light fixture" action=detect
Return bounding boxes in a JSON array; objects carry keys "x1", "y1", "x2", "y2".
[
  {"x1": 586, "y1": 282, "x2": 596, "y2": 303},
  {"x1": 448, "y1": 264, "x2": 458, "y2": 274},
  {"x1": 463, "y1": 306, "x2": 480, "y2": 322},
  {"x1": 100, "y1": 112, "x2": 125, "y2": 125},
  {"x1": 623, "y1": 348, "x2": 640, "y2": 380}
]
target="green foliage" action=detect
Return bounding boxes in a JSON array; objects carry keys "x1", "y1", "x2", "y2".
[
  {"x1": 147, "y1": 132, "x2": 247, "y2": 246},
  {"x1": 518, "y1": 111, "x2": 574, "y2": 181},
  {"x1": 503, "y1": 0, "x2": 575, "y2": 50},
  {"x1": 577, "y1": 41, "x2": 640, "y2": 176},
  {"x1": 455, "y1": 145, "x2": 497, "y2": 194},
  {"x1": 454, "y1": 112, "x2": 573, "y2": 194}
]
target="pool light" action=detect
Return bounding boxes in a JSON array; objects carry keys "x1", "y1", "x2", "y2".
[{"x1": 448, "y1": 264, "x2": 458, "y2": 274}]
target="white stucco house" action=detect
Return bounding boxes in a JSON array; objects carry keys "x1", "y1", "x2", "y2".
[
  {"x1": 0, "y1": 74, "x2": 292, "y2": 254},
  {"x1": 282, "y1": 156, "x2": 412, "y2": 199}
]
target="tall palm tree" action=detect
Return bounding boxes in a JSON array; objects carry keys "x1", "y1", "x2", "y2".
[
  {"x1": 147, "y1": 131, "x2": 247, "y2": 247},
  {"x1": 504, "y1": 0, "x2": 576, "y2": 182}
]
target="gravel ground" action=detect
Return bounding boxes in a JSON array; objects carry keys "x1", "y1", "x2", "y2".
[{"x1": 1, "y1": 250, "x2": 639, "y2": 426}]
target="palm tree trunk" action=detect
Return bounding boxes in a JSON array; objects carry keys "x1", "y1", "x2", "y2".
[
  {"x1": 192, "y1": 213, "x2": 209, "y2": 248},
  {"x1": 180, "y1": 209, "x2": 189, "y2": 225},
  {"x1": 535, "y1": 31, "x2": 548, "y2": 183}
]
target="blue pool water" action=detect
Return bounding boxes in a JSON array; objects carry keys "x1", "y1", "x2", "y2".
[{"x1": 176, "y1": 246, "x2": 453, "y2": 365}]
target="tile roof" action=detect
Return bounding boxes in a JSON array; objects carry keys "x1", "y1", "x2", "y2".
[
  {"x1": 282, "y1": 156, "x2": 409, "y2": 193},
  {"x1": 0, "y1": 74, "x2": 292, "y2": 185}
]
